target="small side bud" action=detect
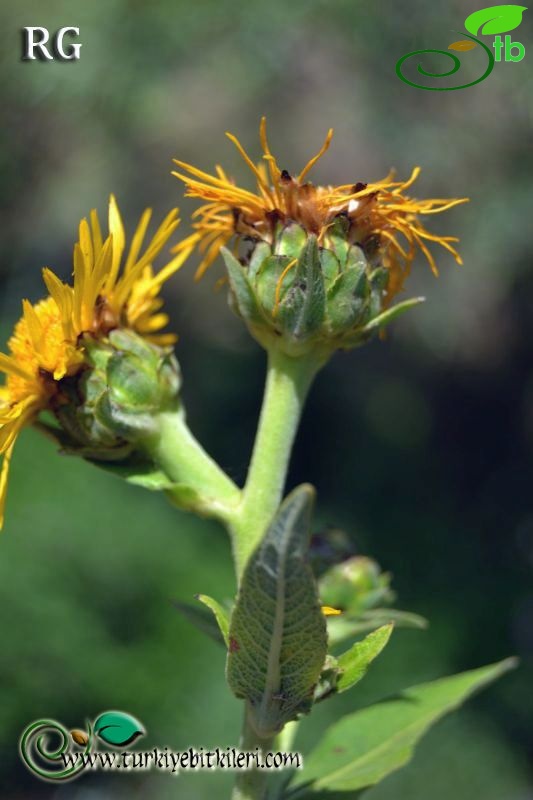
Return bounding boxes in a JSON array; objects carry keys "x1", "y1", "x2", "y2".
[{"x1": 319, "y1": 556, "x2": 394, "y2": 614}]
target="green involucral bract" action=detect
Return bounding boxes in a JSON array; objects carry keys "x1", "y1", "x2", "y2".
[
  {"x1": 52, "y1": 328, "x2": 181, "y2": 459},
  {"x1": 222, "y1": 221, "x2": 423, "y2": 360}
]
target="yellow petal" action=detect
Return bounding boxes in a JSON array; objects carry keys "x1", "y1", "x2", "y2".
[
  {"x1": 107, "y1": 194, "x2": 126, "y2": 290},
  {"x1": 321, "y1": 606, "x2": 342, "y2": 617},
  {"x1": 0, "y1": 442, "x2": 15, "y2": 530}
]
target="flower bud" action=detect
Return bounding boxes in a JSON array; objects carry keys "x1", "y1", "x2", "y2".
[
  {"x1": 222, "y1": 223, "x2": 420, "y2": 359},
  {"x1": 173, "y1": 120, "x2": 467, "y2": 361},
  {"x1": 318, "y1": 556, "x2": 394, "y2": 615},
  {"x1": 53, "y1": 329, "x2": 181, "y2": 458}
]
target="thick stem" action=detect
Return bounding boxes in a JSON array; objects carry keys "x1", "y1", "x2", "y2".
[
  {"x1": 232, "y1": 705, "x2": 275, "y2": 800},
  {"x1": 147, "y1": 409, "x2": 241, "y2": 522},
  {"x1": 229, "y1": 348, "x2": 320, "y2": 580},
  {"x1": 145, "y1": 350, "x2": 323, "y2": 800}
]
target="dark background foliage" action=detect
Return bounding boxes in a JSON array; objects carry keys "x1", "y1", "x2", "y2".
[{"x1": 0, "y1": 1, "x2": 532, "y2": 798}]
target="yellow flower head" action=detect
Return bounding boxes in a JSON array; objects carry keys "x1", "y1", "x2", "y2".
[
  {"x1": 172, "y1": 118, "x2": 468, "y2": 302},
  {"x1": 43, "y1": 195, "x2": 189, "y2": 346},
  {"x1": 0, "y1": 196, "x2": 188, "y2": 528}
]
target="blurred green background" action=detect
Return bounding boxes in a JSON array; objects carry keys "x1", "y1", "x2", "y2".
[{"x1": 0, "y1": 0, "x2": 532, "y2": 798}]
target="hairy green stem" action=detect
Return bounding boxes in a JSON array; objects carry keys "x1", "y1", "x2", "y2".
[
  {"x1": 232, "y1": 704, "x2": 275, "y2": 800},
  {"x1": 229, "y1": 348, "x2": 320, "y2": 580},
  {"x1": 148, "y1": 409, "x2": 241, "y2": 522},
  {"x1": 228, "y1": 348, "x2": 325, "y2": 799},
  {"x1": 149, "y1": 349, "x2": 324, "y2": 800}
]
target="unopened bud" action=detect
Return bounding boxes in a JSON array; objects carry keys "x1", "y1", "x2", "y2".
[
  {"x1": 319, "y1": 556, "x2": 394, "y2": 614},
  {"x1": 223, "y1": 222, "x2": 422, "y2": 359},
  {"x1": 53, "y1": 329, "x2": 181, "y2": 458}
]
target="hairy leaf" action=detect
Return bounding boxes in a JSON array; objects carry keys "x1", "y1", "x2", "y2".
[{"x1": 227, "y1": 485, "x2": 328, "y2": 737}]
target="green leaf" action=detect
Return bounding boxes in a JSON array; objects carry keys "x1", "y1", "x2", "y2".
[
  {"x1": 289, "y1": 658, "x2": 517, "y2": 794},
  {"x1": 226, "y1": 485, "x2": 328, "y2": 737},
  {"x1": 465, "y1": 5, "x2": 527, "y2": 36},
  {"x1": 360, "y1": 296, "x2": 425, "y2": 335},
  {"x1": 327, "y1": 608, "x2": 427, "y2": 647},
  {"x1": 196, "y1": 594, "x2": 230, "y2": 647},
  {"x1": 172, "y1": 598, "x2": 228, "y2": 646},
  {"x1": 337, "y1": 624, "x2": 393, "y2": 693},
  {"x1": 93, "y1": 711, "x2": 145, "y2": 747},
  {"x1": 221, "y1": 247, "x2": 263, "y2": 324}
]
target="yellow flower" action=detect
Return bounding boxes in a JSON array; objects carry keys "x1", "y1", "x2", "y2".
[
  {"x1": 0, "y1": 196, "x2": 189, "y2": 528},
  {"x1": 172, "y1": 118, "x2": 468, "y2": 303},
  {"x1": 43, "y1": 195, "x2": 190, "y2": 346}
]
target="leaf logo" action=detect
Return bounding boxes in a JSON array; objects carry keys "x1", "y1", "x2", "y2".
[
  {"x1": 70, "y1": 728, "x2": 89, "y2": 746},
  {"x1": 93, "y1": 711, "x2": 145, "y2": 747},
  {"x1": 448, "y1": 40, "x2": 478, "y2": 50},
  {"x1": 464, "y1": 4, "x2": 527, "y2": 36}
]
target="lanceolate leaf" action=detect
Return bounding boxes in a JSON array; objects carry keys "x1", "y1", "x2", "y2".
[
  {"x1": 360, "y1": 296, "x2": 425, "y2": 335},
  {"x1": 289, "y1": 658, "x2": 517, "y2": 795},
  {"x1": 337, "y1": 624, "x2": 393, "y2": 693},
  {"x1": 327, "y1": 608, "x2": 427, "y2": 647},
  {"x1": 196, "y1": 594, "x2": 230, "y2": 647},
  {"x1": 226, "y1": 485, "x2": 328, "y2": 737},
  {"x1": 172, "y1": 597, "x2": 229, "y2": 646}
]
